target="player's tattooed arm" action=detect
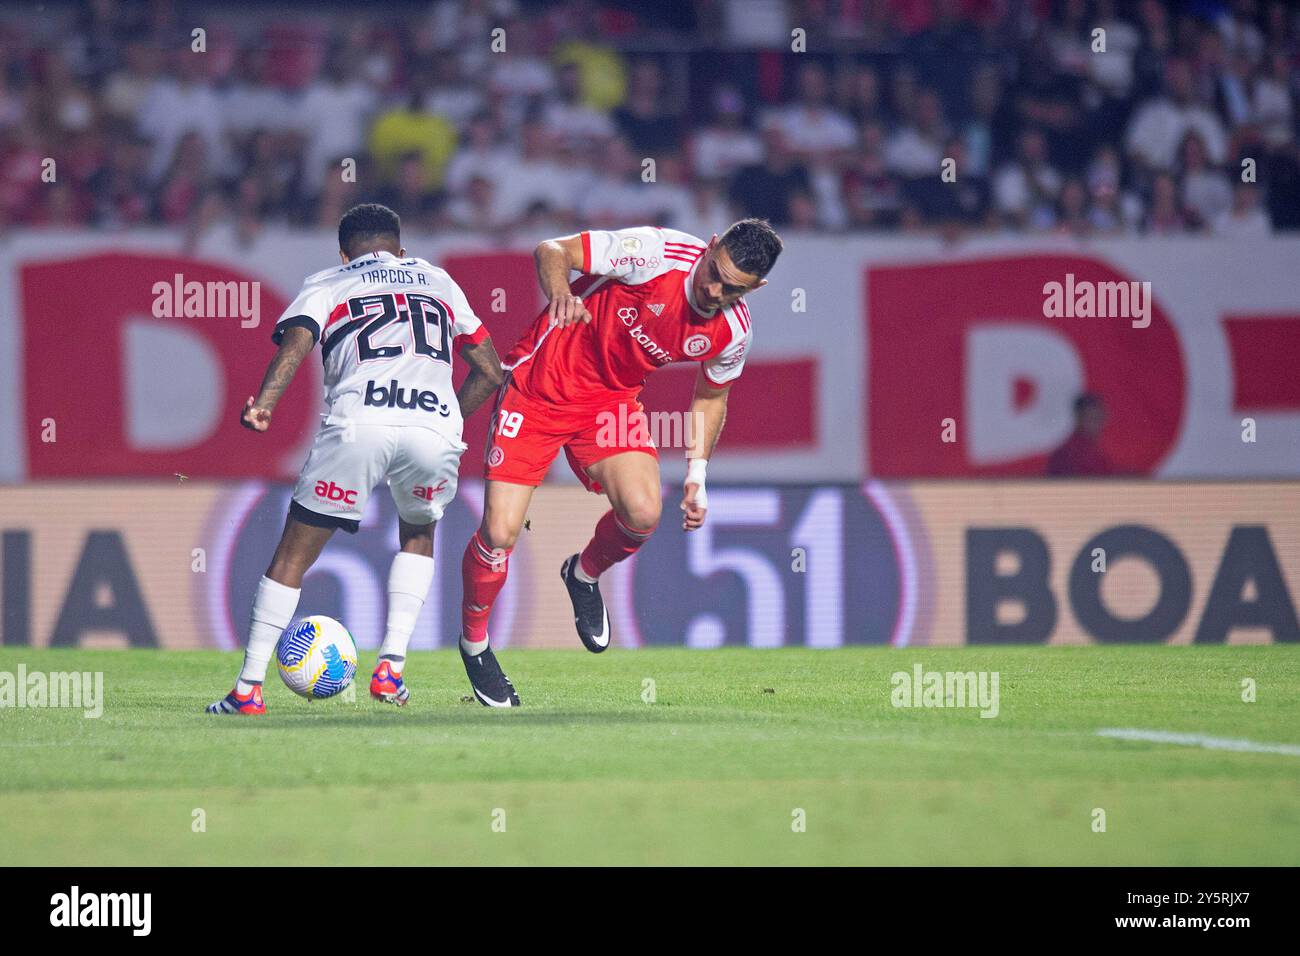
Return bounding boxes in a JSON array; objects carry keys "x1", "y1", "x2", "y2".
[
  {"x1": 241, "y1": 325, "x2": 315, "y2": 432},
  {"x1": 457, "y1": 336, "x2": 505, "y2": 417},
  {"x1": 681, "y1": 369, "x2": 730, "y2": 530},
  {"x1": 535, "y1": 235, "x2": 591, "y2": 327}
]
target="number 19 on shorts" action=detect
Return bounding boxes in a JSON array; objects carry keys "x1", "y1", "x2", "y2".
[{"x1": 497, "y1": 411, "x2": 524, "y2": 438}]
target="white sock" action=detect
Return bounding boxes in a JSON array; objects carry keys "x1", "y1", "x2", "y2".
[
  {"x1": 378, "y1": 552, "x2": 435, "y2": 674},
  {"x1": 460, "y1": 632, "x2": 488, "y2": 656},
  {"x1": 237, "y1": 576, "x2": 301, "y2": 693},
  {"x1": 574, "y1": 557, "x2": 598, "y2": 585}
]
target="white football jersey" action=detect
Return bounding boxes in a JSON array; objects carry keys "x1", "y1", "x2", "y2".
[{"x1": 272, "y1": 251, "x2": 488, "y2": 441}]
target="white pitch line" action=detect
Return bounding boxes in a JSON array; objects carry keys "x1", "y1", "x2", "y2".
[{"x1": 1097, "y1": 728, "x2": 1300, "y2": 757}]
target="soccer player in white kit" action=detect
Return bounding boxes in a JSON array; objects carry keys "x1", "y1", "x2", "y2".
[{"x1": 207, "y1": 204, "x2": 506, "y2": 714}]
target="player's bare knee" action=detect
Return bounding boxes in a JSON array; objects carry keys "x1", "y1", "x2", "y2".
[
  {"x1": 617, "y1": 495, "x2": 661, "y2": 533},
  {"x1": 479, "y1": 517, "x2": 521, "y2": 552}
]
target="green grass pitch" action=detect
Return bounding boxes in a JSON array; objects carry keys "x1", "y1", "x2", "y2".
[{"x1": 1, "y1": 646, "x2": 1296, "y2": 866}]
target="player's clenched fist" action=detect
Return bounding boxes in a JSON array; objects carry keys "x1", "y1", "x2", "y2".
[
  {"x1": 240, "y1": 396, "x2": 273, "y2": 432},
  {"x1": 681, "y1": 482, "x2": 708, "y2": 531},
  {"x1": 548, "y1": 292, "x2": 590, "y2": 327},
  {"x1": 681, "y1": 458, "x2": 709, "y2": 530}
]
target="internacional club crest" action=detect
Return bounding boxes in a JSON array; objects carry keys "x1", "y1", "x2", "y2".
[{"x1": 684, "y1": 333, "x2": 711, "y2": 357}]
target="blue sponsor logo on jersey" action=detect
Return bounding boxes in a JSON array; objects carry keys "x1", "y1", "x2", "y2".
[{"x1": 364, "y1": 379, "x2": 451, "y2": 416}]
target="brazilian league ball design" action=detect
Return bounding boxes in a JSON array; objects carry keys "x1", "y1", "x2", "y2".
[{"x1": 275, "y1": 616, "x2": 358, "y2": 699}]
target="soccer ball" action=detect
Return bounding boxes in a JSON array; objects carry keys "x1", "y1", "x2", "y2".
[{"x1": 275, "y1": 615, "x2": 358, "y2": 699}]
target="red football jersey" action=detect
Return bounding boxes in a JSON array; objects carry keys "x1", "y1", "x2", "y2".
[{"x1": 503, "y1": 227, "x2": 753, "y2": 405}]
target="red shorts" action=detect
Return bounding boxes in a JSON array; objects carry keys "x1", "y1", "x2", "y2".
[{"x1": 483, "y1": 381, "x2": 658, "y2": 493}]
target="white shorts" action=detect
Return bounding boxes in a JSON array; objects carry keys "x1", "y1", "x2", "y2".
[{"x1": 291, "y1": 423, "x2": 466, "y2": 531}]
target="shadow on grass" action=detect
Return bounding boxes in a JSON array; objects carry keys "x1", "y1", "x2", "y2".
[{"x1": 203, "y1": 707, "x2": 744, "y2": 730}]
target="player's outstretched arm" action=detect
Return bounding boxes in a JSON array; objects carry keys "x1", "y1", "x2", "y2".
[
  {"x1": 534, "y1": 234, "x2": 591, "y2": 327},
  {"x1": 456, "y1": 336, "x2": 505, "y2": 417},
  {"x1": 241, "y1": 325, "x2": 315, "y2": 432},
  {"x1": 681, "y1": 368, "x2": 730, "y2": 531}
]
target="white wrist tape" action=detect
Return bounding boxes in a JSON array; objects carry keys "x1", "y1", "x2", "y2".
[{"x1": 686, "y1": 458, "x2": 708, "y2": 509}]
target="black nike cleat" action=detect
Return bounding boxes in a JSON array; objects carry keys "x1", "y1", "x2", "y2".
[
  {"x1": 459, "y1": 639, "x2": 520, "y2": 707},
  {"x1": 561, "y1": 553, "x2": 611, "y2": 653}
]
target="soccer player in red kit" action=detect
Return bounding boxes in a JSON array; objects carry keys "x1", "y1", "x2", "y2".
[{"x1": 456, "y1": 219, "x2": 783, "y2": 707}]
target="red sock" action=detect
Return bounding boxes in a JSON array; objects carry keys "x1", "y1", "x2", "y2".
[
  {"x1": 461, "y1": 531, "x2": 511, "y2": 644},
  {"x1": 579, "y1": 510, "x2": 656, "y2": 579}
]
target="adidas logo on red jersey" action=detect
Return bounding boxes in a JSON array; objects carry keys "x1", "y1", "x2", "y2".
[{"x1": 648, "y1": 303, "x2": 665, "y2": 316}]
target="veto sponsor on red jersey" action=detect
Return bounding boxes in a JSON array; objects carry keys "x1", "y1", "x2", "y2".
[{"x1": 502, "y1": 227, "x2": 752, "y2": 405}]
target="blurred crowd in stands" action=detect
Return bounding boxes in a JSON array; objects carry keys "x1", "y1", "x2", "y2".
[{"x1": 2, "y1": 0, "x2": 1298, "y2": 241}]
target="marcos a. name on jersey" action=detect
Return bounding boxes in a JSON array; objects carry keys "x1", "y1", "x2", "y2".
[{"x1": 271, "y1": 250, "x2": 487, "y2": 442}]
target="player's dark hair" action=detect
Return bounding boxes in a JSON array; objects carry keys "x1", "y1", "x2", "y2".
[
  {"x1": 719, "y1": 218, "x2": 783, "y2": 279},
  {"x1": 338, "y1": 203, "x2": 401, "y2": 259}
]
